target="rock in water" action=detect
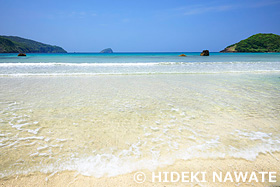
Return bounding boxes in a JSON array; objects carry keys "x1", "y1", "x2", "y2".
[
  {"x1": 100, "y1": 48, "x2": 113, "y2": 53},
  {"x1": 200, "y1": 50, "x2": 209, "y2": 56},
  {"x1": 179, "y1": 54, "x2": 187, "y2": 57},
  {"x1": 18, "y1": 53, "x2": 26, "y2": 56}
]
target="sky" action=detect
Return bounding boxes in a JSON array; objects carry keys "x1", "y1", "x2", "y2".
[{"x1": 0, "y1": 0, "x2": 280, "y2": 52}]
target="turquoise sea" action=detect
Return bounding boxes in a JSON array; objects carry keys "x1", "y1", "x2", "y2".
[
  {"x1": 0, "y1": 52, "x2": 280, "y2": 75},
  {"x1": 0, "y1": 52, "x2": 280, "y2": 182}
]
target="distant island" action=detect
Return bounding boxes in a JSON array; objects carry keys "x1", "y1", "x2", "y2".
[
  {"x1": 0, "y1": 36, "x2": 67, "y2": 53},
  {"x1": 220, "y1": 33, "x2": 280, "y2": 53},
  {"x1": 100, "y1": 48, "x2": 113, "y2": 53}
]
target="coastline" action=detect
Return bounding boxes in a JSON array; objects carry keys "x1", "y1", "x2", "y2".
[
  {"x1": 1, "y1": 68, "x2": 280, "y2": 186},
  {"x1": 1, "y1": 0, "x2": 280, "y2": 186},
  {"x1": 1, "y1": 152, "x2": 280, "y2": 187}
]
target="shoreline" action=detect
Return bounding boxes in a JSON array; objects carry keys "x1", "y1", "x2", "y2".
[
  {"x1": 1, "y1": 70, "x2": 280, "y2": 78},
  {"x1": 1, "y1": 152, "x2": 280, "y2": 187},
  {"x1": 1, "y1": 73, "x2": 279, "y2": 186}
]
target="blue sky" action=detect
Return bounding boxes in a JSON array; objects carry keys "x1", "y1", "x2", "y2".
[{"x1": 1, "y1": 0, "x2": 280, "y2": 52}]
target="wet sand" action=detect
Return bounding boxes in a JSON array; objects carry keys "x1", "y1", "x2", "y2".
[{"x1": 1, "y1": 152, "x2": 280, "y2": 187}]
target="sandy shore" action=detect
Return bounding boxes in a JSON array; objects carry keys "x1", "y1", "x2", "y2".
[{"x1": 1, "y1": 152, "x2": 279, "y2": 187}]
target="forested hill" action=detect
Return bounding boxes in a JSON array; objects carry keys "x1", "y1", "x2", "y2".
[
  {"x1": 0, "y1": 36, "x2": 67, "y2": 53},
  {"x1": 220, "y1": 33, "x2": 280, "y2": 52}
]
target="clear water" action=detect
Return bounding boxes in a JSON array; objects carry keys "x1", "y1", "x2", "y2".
[
  {"x1": 0, "y1": 52, "x2": 280, "y2": 75},
  {"x1": 0, "y1": 53, "x2": 280, "y2": 178}
]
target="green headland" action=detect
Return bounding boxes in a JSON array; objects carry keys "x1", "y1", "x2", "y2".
[
  {"x1": 220, "y1": 33, "x2": 280, "y2": 53},
  {"x1": 0, "y1": 36, "x2": 67, "y2": 53}
]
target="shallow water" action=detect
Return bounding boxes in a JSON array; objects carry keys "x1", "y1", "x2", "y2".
[
  {"x1": 0, "y1": 52, "x2": 280, "y2": 76},
  {"x1": 0, "y1": 73, "x2": 279, "y2": 178},
  {"x1": 1, "y1": 53, "x2": 280, "y2": 178}
]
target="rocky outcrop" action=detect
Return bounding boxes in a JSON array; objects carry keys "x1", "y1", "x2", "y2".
[
  {"x1": 179, "y1": 54, "x2": 186, "y2": 57},
  {"x1": 220, "y1": 45, "x2": 237, "y2": 53},
  {"x1": 18, "y1": 53, "x2": 26, "y2": 56},
  {"x1": 200, "y1": 50, "x2": 209, "y2": 56},
  {"x1": 100, "y1": 48, "x2": 113, "y2": 53}
]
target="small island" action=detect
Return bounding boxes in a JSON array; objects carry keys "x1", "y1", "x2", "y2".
[
  {"x1": 100, "y1": 48, "x2": 113, "y2": 53},
  {"x1": 220, "y1": 33, "x2": 280, "y2": 53},
  {"x1": 0, "y1": 35, "x2": 67, "y2": 53}
]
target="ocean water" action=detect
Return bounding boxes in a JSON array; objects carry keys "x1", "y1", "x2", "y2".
[
  {"x1": 0, "y1": 52, "x2": 280, "y2": 76},
  {"x1": 0, "y1": 53, "x2": 280, "y2": 178}
]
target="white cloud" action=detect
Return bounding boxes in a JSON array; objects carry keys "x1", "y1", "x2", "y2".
[
  {"x1": 183, "y1": 5, "x2": 233, "y2": 15},
  {"x1": 178, "y1": 0, "x2": 280, "y2": 16},
  {"x1": 122, "y1": 18, "x2": 130, "y2": 23},
  {"x1": 250, "y1": 0, "x2": 280, "y2": 8}
]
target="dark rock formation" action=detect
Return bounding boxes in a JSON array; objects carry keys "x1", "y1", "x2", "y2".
[
  {"x1": 100, "y1": 48, "x2": 113, "y2": 53},
  {"x1": 18, "y1": 53, "x2": 26, "y2": 56},
  {"x1": 200, "y1": 50, "x2": 209, "y2": 56},
  {"x1": 179, "y1": 54, "x2": 186, "y2": 57}
]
